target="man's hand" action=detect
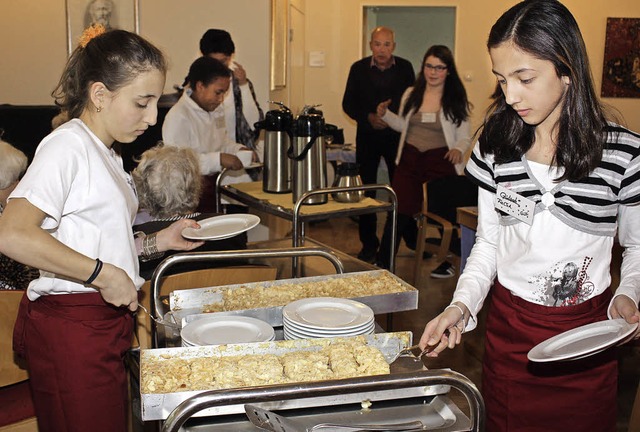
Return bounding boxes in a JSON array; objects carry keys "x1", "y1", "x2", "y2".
[
  {"x1": 376, "y1": 99, "x2": 391, "y2": 117},
  {"x1": 367, "y1": 113, "x2": 388, "y2": 130},
  {"x1": 220, "y1": 153, "x2": 243, "y2": 170},
  {"x1": 233, "y1": 62, "x2": 248, "y2": 85}
]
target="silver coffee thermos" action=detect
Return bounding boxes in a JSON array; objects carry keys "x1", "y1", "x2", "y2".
[
  {"x1": 331, "y1": 163, "x2": 364, "y2": 203},
  {"x1": 288, "y1": 106, "x2": 327, "y2": 204},
  {"x1": 255, "y1": 102, "x2": 293, "y2": 193}
]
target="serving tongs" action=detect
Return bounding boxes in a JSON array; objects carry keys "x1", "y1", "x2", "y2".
[
  {"x1": 244, "y1": 405, "x2": 424, "y2": 431},
  {"x1": 388, "y1": 329, "x2": 450, "y2": 373},
  {"x1": 137, "y1": 304, "x2": 179, "y2": 328}
]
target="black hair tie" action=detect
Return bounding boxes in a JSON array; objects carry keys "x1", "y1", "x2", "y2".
[{"x1": 85, "y1": 258, "x2": 103, "y2": 285}]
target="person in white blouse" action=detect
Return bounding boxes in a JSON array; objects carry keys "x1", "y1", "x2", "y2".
[
  {"x1": 162, "y1": 56, "x2": 255, "y2": 213},
  {"x1": 375, "y1": 45, "x2": 474, "y2": 277},
  {"x1": 199, "y1": 29, "x2": 263, "y2": 152},
  {"x1": 0, "y1": 27, "x2": 202, "y2": 432},
  {"x1": 418, "y1": 1, "x2": 640, "y2": 431}
]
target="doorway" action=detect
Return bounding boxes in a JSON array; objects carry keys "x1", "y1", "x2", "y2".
[{"x1": 363, "y1": 6, "x2": 457, "y2": 74}]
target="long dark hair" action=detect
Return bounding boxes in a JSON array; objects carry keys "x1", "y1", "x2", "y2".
[
  {"x1": 402, "y1": 45, "x2": 471, "y2": 126},
  {"x1": 479, "y1": 0, "x2": 610, "y2": 181},
  {"x1": 52, "y1": 29, "x2": 167, "y2": 119}
]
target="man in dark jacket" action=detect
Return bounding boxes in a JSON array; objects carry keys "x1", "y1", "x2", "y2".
[{"x1": 342, "y1": 26, "x2": 415, "y2": 263}]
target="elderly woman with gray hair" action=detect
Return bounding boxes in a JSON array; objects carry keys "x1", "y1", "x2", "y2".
[
  {"x1": 0, "y1": 138, "x2": 39, "y2": 289},
  {"x1": 132, "y1": 144, "x2": 247, "y2": 280}
]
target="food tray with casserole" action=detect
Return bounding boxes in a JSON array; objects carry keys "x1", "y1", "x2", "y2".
[
  {"x1": 139, "y1": 332, "x2": 452, "y2": 421},
  {"x1": 165, "y1": 270, "x2": 418, "y2": 328}
]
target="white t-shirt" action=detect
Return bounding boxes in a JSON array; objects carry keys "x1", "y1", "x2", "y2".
[
  {"x1": 497, "y1": 160, "x2": 612, "y2": 305},
  {"x1": 162, "y1": 92, "x2": 251, "y2": 183},
  {"x1": 456, "y1": 156, "x2": 640, "y2": 331},
  {"x1": 10, "y1": 119, "x2": 144, "y2": 300}
]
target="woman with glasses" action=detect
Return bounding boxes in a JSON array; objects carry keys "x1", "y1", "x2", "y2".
[{"x1": 377, "y1": 45, "x2": 474, "y2": 278}]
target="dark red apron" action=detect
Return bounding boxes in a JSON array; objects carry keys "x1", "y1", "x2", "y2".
[
  {"x1": 13, "y1": 291, "x2": 133, "y2": 432},
  {"x1": 482, "y1": 281, "x2": 617, "y2": 432}
]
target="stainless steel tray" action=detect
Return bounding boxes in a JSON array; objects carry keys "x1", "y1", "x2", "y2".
[
  {"x1": 179, "y1": 395, "x2": 469, "y2": 431},
  {"x1": 167, "y1": 270, "x2": 418, "y2": 327},
  {"x1": 159, "y1": 369, "x2": 484, "y2": 432},
  {"x1": 140, "y1": 332, "x2": 451, "y2": 421}
]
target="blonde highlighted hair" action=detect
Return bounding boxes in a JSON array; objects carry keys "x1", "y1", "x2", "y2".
[
  {"x1": 0, "y1": 139, "x2": 28, "y2": 189},
  {"x1": 132, "y1": 144, "x2": 202, "y2": 219}
]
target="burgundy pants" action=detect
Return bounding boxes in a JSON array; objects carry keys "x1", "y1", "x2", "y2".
[
  {"x1": 13, "y1": 292, "x2": 133, "y2": 432},
  {"x1": 482, "y1": 282, "x2": 617, "y2": 432},
  {"x1": 392, "y1": 144, "x2": 455, "y2": 216}
]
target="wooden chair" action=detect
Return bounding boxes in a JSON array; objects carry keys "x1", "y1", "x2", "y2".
[
  {"x1": 0, "y1": 291, "x2": 38, "y2": 432},
  {"x1": 134, "y1": 265, "x2": 278, "y2": 349},
  {"x1": 413, "y1": 181, "x2": 460, "y2": 284}
]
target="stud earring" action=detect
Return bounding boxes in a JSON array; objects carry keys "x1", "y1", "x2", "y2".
[{"x1": 96, "y1": 106, "x2": 102, "y2": 113}]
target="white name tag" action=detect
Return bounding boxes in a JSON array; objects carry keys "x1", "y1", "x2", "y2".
[
  {"x1": 494, "y1": 185, "x2": 535, "y2": 225},
  {"x1": 421, "y1": 112, "x2": 436, "y2": 123}
]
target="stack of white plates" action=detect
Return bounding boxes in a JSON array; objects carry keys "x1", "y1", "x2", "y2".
[
  {"x1": 181, "y1": 315, "x2": 275, "y2": 347},
  {"x1": 282, "y1": 297, "x2": 375, "y2": 340}
]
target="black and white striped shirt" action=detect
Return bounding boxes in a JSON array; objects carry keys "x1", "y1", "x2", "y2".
[{"x1": 465, "y1": 125, "x2": 640, "y2": 237}]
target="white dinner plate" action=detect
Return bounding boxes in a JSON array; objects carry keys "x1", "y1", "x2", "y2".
[
  {"x1": 282, "y1": 297, "x2": 374, "y2": 330},
  {"x1": 181, "y1": 214, "x2": 260, "y2": 241},
  {"x1": 180, "y1": 315, "x2": 275, "y2": 346},
  {"x1": 283, "y1": 323, "x2": 375, "y2": 340},
  {"x1": 527, "y1": 319, "x2": 638, "y2": 362},
  {"x1": 283, "y1": 316, "x2": 374, "y2": 335}
]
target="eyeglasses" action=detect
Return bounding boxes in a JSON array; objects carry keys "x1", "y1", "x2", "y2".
[{"x1": 424, "y1": 64, "x2": 448, "y2": 72}]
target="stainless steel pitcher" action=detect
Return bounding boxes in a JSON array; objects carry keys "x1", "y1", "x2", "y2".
[
  {"x1": 255, "y1": 102, "x2": 293, "y2": 193},
  {"x1": 331, "y1": 163, "x2": 364, "y2": 203},
  {"x1": 288, "y1": 106, "x2": 327, "y2": 205}
]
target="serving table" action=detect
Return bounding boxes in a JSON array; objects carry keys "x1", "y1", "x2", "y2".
[{"x1": 132, "y1": 246, "x2": 484, "y2": 432}]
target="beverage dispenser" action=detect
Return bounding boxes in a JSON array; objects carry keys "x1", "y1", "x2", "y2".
[
  {"x1": 288, "y1": 106, "x2": 327, "y2": 204},
  {"x1": 254, "y1": 101, "x2": 293, "y2": 193}
]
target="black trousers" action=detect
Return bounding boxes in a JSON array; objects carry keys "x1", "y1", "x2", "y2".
[{"x1": 356, "y1": 136, "x2": 398, "y2": 252}]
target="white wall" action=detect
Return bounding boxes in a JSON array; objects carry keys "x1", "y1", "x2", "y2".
[
  {"x1": 302, "y1": 0, "x2": 640, "y2": 144},
  {"x1": 1, "y1": 0, "x2": 638, "y2": 135},
  {"x1": 0, "y1": 0, "x2": 270, "y2": 111}
]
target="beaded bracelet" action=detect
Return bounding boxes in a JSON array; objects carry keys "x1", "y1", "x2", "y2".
[
  {"x1": 142, "y1": 232, "x2": 164, "y2": 261},
  {"x1": 84, "y1": 258, "x2": 103, "y2": 285}
]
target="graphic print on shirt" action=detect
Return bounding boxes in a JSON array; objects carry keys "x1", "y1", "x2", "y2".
[{"x1": 529, "y1": 257, "x2": 595, "y2": 306}]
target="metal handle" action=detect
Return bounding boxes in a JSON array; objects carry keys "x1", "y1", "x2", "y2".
[
  {"x1": 149, "y1": 247, "x2": 345, "y2": 347},
  {"x1": 160, "y1": 369, "x2": 485, "y2": 432},
  {"x1": 293, "y1": 184, "x2": 397, "y2": 273},
  {"x1": 310, "y1": 419, "x2": 424, "y2": 430}
]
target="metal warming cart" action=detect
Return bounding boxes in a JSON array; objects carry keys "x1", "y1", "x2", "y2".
[{"x1": 133, "y1": 247, "x2": 484, "y2": 431}]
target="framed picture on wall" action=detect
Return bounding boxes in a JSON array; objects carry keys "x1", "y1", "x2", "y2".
[
  {"x1": 270, "y1": 0, "x2": 287, "y2": 90},
  {"x1": 65, "y1": 0, "x2": 140, "y2": 56},
  {"x1": 601, "y1": 17, "x2": 640, "y2": 98}
]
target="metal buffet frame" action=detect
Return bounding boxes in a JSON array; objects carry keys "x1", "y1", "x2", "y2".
[
  {"x1": 160, "y1": 369, "x2": 485, "y2": 432},
  {"x1": 149, "y1": 247, "x2": 344, "y2": 348},
  {"x1": 140, "y1": 249, "x2": 485, "y2": 432},
  {"x1": 215, "y1": 172, "x2": 398, "y2": 274}
]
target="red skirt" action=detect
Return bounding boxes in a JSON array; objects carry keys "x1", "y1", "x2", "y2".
[
  {"x1": 13, "y1": 292, "x2": 133, "y2": 432},
  {"x1": 482, "y1": 281, "x2": 617, "y2": 432}
]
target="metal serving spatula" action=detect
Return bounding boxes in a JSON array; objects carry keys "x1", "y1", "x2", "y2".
[{"x1": 244, "y1": 405, "x2": 424, "y2": 432}]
